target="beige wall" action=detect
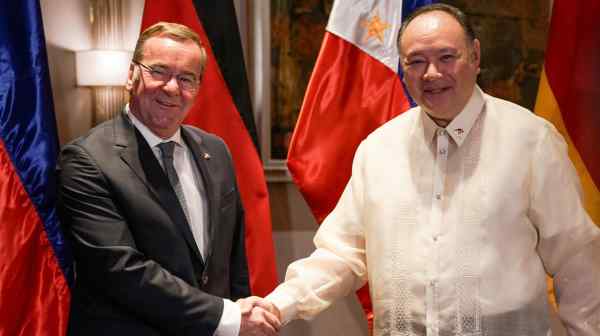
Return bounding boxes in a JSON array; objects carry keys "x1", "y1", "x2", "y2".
[
  {"x1": 269, "y1": 183, "x2": 368, "y2": 336},
  {"x1": 41, "y1": 0, "x2": 93, "y2": 145},
  {"x1": 41, "y1": 0, "x2": 144, "y2": 145}
]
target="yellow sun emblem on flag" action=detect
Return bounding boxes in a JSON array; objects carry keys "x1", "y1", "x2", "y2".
[{"x1": 360, "y1": 11, "x2": 391, "y2": 43}]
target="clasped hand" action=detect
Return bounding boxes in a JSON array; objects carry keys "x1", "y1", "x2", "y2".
[{"x1": 236, "y1": 296, "x2": 281, "y2": 336}]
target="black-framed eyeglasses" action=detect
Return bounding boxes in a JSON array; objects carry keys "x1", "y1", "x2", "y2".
[{"x1": 134, "y1": 61, "x2": 200, "y2": 92}]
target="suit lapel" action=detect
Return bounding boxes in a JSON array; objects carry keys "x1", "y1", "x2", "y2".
[
  {"x1": 115, "y1": 113, "x2": 204, "y2": 265},
  {"x1": 181, "y1": 127, "x2": 216, "y2": 265},
  {"x1": 114, "y1": 114, "x2": 160, "y2": 202}
]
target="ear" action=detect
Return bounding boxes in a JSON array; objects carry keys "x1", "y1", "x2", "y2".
[
  {"x1": 472, "y1": 38, "x2": 481, "y2": 74},
  {"x1": 125, "y1": 63, "x2": 136, "y2": 91},
  {"x1": 398, "y1": 54, "x2": 408, "y2": 75}
]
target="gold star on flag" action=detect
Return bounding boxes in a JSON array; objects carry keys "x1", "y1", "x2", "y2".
[{"x1": 360, "y1": 12, "x2": 391, "y2": 43}]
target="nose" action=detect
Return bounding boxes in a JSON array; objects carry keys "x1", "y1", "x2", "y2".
[
  {"x1": 423, "y1": 62, "x2": 442, "y2": 81},
  {"x1": 162, "y1": 76, "x2": 181, "y2": 95}
]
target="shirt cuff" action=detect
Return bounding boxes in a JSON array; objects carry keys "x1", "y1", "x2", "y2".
[
  {"x1": 266, "y1": 289, "x2": 298, "y2": 325},
  {"x1": 213, "y1": 298, "x2": 241, "y2": 336}
]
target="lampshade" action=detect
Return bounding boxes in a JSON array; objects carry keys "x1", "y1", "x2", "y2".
[{"x1": 76, "y1": 50, "x2": 132, "y2": 86}]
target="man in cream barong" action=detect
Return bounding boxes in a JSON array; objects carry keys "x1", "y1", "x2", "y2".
[{"x1": 244, "y1": 4, "x2": 600, "y2": 335}]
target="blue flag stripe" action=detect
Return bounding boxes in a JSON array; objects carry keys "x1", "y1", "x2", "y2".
[{"x1": 0, "y1": 0, "x2": 73, "y2": 284}]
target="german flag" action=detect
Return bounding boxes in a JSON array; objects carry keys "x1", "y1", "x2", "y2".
[
  {"x1": 535, "y1": 1, "x2": 600, "y2": 227},
  {"x1": 534, "y1": 0, "x2": 600, "y2": 308}
]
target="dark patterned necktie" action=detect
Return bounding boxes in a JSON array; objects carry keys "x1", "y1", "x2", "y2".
[{"x1": 157, "y1": 141, "x2": 190, "y2": 222}]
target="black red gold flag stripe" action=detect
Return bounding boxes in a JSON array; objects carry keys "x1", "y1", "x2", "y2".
[
  {"x1": 534, "y1": 0, "x2": 600, "y2": 309},
  {"x1": 535, "y1": 0, "x2": 600, "y2": 225},
  {"x1": 191, "y1": 1, "x2": 259, "y2": 150}
]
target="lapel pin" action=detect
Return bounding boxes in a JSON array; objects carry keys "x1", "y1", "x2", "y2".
[
  {"x1": 454, "y1": 128, "x2": 464, "y2": 136},
  {"x1": 203, "y1": 153, "x2": 211, "y2": 160}
]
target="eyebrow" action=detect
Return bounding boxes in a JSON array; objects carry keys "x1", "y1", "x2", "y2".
[
  {"x1": 145, "y1": 62, "x2": 167, "y2": 68},
  {"x1": 405, "y1": 47, "x2": 459, "y2": 58},
  {"x1": 438, "y1": 47, "x2": 459, "y2": 54}
]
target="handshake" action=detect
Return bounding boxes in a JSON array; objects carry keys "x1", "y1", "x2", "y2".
[{"x1": 236, "y1": 296, "x2": 282, "y2": 336}]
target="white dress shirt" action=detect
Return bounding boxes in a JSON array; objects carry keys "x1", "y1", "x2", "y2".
[
  {"x1": 127, "y1": 106, "x2": 241, "y2": 336},
  {"x1": 267, "y1": 87, "x2": 600, "y2": 335}
]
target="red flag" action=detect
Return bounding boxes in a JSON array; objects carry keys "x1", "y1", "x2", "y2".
[
  {"x1": 141, "y1": 0, "x2": 277, "y2": 296},
  {"x1": 287, "y1": 32, "x2": 410, "y2": 224},
  {"x1": 534, "y1": 0, "x2": 600, "y2": 225},
  {"x1": 534, "y1": 0, "x2": 600, "y2": 308},
  {"x1": 287, "y1": 0, "x2": 435, "y2": 327},
  {"x1": 0, "y1": 1, "x2": 72, "y2": 335}
]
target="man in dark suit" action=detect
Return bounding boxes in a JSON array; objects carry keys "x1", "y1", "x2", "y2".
[{"x1": 58, "y1": 22, "x2": 279, "y2": 336}]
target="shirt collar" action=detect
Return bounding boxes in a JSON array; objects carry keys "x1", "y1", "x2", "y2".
[
  {"x1": 125, "y1": 104, "x2": 183, "y2": 148},
  {"x1": 420, "y1": 85, "x2": 485, "y2": 147}
]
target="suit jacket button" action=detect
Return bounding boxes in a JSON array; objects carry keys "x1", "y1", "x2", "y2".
[{"x1": 202, "y1": 274, "x2": 209, "y2": 285}]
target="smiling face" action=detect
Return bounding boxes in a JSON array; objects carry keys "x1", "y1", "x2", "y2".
[
  {"x1": 126, "y1": 35, "x2": 203, "y2": 139},
  {"x1": 399, "y1": 11, "x2": 480, "y2": 123}
]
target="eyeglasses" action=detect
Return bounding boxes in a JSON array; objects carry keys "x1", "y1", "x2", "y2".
[{"x1": 134, "y1": 61, "x2": 200, "y2": 92}]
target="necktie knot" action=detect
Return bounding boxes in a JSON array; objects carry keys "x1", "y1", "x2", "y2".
[{"x1": 158, "y1": 141, "x2": 176, "y2": 161}]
